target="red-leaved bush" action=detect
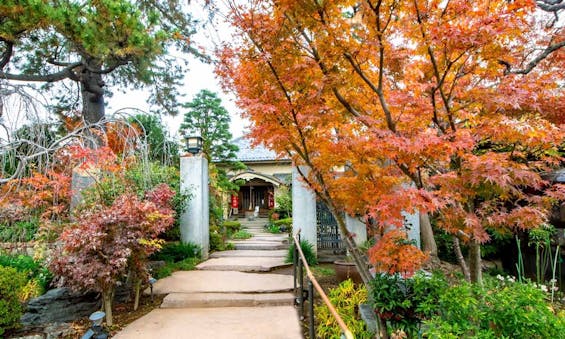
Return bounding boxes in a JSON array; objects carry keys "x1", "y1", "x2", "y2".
[{"x1": 50, "y1": 184, "x2": 175, "y2": 325}]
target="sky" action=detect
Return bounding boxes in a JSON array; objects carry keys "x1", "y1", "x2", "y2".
[{"x1": 107, "y1": 2, "x2": 248, "y2": 140}]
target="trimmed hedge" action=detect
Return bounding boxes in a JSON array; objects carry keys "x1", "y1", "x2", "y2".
[
  {"x1": 0, "y1": 266, "x2": 26, "y2": 336},
  {"x1": 223, "y1": 221, "x2": 241, "y2": 232}
]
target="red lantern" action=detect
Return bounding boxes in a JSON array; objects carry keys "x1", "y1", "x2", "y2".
[
  {"x1": 231, "y1": 195, "x2": 239, "y2": 208},
  {"x1": 268, "y1": 193, "x2": 275, "y2": 209}
]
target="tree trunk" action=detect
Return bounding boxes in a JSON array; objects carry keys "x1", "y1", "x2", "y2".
[
  {"x1": 80, "y1": 60, "x2": 105, "y2": 125},
  {"x1": 133, "y1": 279, "x2": 141, "y2": 311},
  {"x1": 332, "y1": 210, "x2": 373, "y2": 286},
  {"x1": 102, "y1": 288, "x2": 114, "y2": 326},
  {"x1": 452, "y1": 235, "x2": 470, "y2": 281},
  {"x1": 419, "y1": 212, "x2": 439, "y2": 263},
  {"x1": 468, "y1": 240, "x2": 482, "y2": 284}
]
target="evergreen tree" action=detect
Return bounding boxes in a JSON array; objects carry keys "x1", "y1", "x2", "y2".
[
  {"x1": 180, "y1": 89, "x2": 238, "y2": 162},
  {"x1": 0, "y1": 0, "x2": 200, "y2": 124}
]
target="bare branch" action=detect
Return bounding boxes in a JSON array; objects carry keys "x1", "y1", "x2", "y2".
[
  {"x1": 537, "y1": 0, "x2": 565, "y2": 12},
  {"x1": 0, "y1": 62, "x2": 81, "y2": 82},
  {"x1": 500, "y1": 40, "x2": 565, "y2": 75}
]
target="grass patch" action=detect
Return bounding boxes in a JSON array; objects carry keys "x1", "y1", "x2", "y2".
[
  {"x1": 153, "y1": 257, "x2": 200, "y2": 279},
  {"x1": 231, "y1": 229, "x2": 253, "y2": 240},
  {"x1": 311, "y1": 265, "x2": 335, "y2": 278}
]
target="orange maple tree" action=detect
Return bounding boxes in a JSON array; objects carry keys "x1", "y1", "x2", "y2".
[{"x1": 218, "y1": 0, "x2": 564, "y2": 284}]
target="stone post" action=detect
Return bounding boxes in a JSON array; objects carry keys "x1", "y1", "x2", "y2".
[
  {"x1": 180, "y1": 155, "x2": 210, "y2": 259},
  {"x1": 402, "y1": 211, "x2": 421, "y2": 249},
  {"x1": 292, "y1": 166, "x2": 317, "y2": 255},
  {"x1": 70, "y1": 165, "x2": 98, "y2": 213},
  {"x1": 345, "y1": 215, "x2": 367, "y2": 246}
]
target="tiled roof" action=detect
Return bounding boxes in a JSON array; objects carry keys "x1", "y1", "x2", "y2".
[{"x1": 232, "y1": 136, "x2": 290, "y2": 162}]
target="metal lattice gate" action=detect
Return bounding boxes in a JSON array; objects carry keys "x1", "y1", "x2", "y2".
[{"x1": 316, "y1": 201, "x2": 344, "y2": 251}]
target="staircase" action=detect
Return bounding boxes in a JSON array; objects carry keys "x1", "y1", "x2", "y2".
[{"x1": 113, "y1": 217, "x2": 301, "y2": 339}]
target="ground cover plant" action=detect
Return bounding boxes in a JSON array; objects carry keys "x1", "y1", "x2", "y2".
[{"x1": 314, "y1": 279, "x2": 373, "y2": 339}]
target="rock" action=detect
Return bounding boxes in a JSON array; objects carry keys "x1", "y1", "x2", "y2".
[
  {"x1": 21, "y1": 288, "x2": 100, "y2": 326},
  {"x1": 44, "y1": 323, "x2": 76, "y2": 339},
  {"x1": 10, "y1": 335, "x2": 44, "y2": 339}
]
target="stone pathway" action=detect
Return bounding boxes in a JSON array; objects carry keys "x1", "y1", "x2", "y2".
[{"x1": 113, "y1": 217, "x2": 302, "y2": 339}]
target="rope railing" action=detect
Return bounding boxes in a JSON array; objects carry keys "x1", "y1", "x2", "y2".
[{"x1": 292, "y1": 229, "x2": 354, "y2": 339}]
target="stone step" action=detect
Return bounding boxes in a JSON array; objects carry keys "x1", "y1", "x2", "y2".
[
  {"x1": 160, "y1": 292, "x2": 295, "y2": 308},
  {"x1": 210, "y1": 249, "x2": 288, "y2": 258},
  {"x1": 196, "y1": 257, "x2": 290, "y2": 272},
  {"x1": 145, "y1": 271, "x2": 293, "y2": 295},
  {"x1": 112, "y1": 306, "x2": 302, "y2": 339},
  {"x1": 249, "y1": 237, "x2": 289, "y2": 243},
  {"x1": 231, "y1": 242, "x2": 289, "y2": 251}
]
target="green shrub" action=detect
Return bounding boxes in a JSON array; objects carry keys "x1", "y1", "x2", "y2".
[
  {"x1": 149, "y1": 242, "x2": 201, "y2": 263},
  {"x1": 231, "y1": 230, "x2": 253, "y2": 240},
  {"x1": 423, "y1": 277, "x2": 565, "y2": 338},
  {"x1": 286, "y1": 240, "x2": 317, "y2": 266},
  {"x1": 0, "y1": 218, "x2": 40, "y2": 242},
  {"x1": 223, "y1": 221, "x2": 241, "y2": 233},
  {"x1": 209, "y1": 226, "x2": 234, "y2": 251},
  {"x1": 0, "y1": 253, "x2": 52, "y2": 292},
  {"x1": 0, "y1": 266, "x2": 27, "y2": 335},
  {"x1": 267, "y1": 223, "x2": 281, "y2": 234},
  {"x1": 369, "y1": 271, "x2": 448, "y2": 336},
  {"x1": 273, "y1": 217, "x2": 292, "y2": 231},
  {"x1": 315, "y1": 279, "x2": 373, "y2": 338}
]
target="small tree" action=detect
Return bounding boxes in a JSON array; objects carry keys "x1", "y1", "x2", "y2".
[{"x1": 50, "y1": 184, "x2": 175, "y2": 325}]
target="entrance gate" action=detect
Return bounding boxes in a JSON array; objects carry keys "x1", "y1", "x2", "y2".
[{"x1": 316, "y1": 201, "x2": 344, "y2": 252}]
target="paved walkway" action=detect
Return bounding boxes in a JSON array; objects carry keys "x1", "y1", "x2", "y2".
[{"x1": 113, "y1": 218, "x2": 302, "y2": 339}]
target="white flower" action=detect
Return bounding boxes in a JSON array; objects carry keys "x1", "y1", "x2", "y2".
[
  {"x1": 496, "y1": 274, "x2": 504, "y2": 281},
  {"x1": 540, "y1": 285, "x2": 548, "y2": 293}
]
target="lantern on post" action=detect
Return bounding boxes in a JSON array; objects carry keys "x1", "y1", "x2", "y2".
[{"x1": 182, "y1": 133, "x2": 203, "y2": 155}]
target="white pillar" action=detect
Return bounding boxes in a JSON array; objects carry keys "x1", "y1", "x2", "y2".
[
  {"x1": 345, "y1": 215, "x2": 367, "y2": 246},
  {"x1": 292, "y1": 166, "x2": 317, "y2": 254},
  {"x1": 402, "y1": 211, "x2": 421, "y2": 249},
  {"x1": 180, "y1": 155, "x2": 210, "y2": 259}
]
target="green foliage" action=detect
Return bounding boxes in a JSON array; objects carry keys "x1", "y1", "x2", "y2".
[
  {"x1": 315, "y1": 279, "x2": 373, "y2": 339},
  {"x1": 0, "y1": 218, "x2": 40, "y2": 242},
  {"x1": 0, "y1": 266, "x2": 26, "y2": 335},
  {"x1": 267, "y1": 223, "x2": 281, "y2": 234},
  {"x1": 231, "y1": 229, "x2": 253, "y2": 240},
  {"x1": 369, "y1": 271, "x2": 448, "y2": 336},
  {"x1": 266, "y1": 218, "x2": 292, "y2": 234},
  {"x1": 130, "y1": 114, "x2": 179, "y2": 166},
  {"x1": 273, "y1": 218, "x2": 292, "y2": 232},
  {"x1": 286, "y1": 240, "x2": 318, "y2": 266},
  {"x1": 423, "y1": 277, "x2": 565, "y2": 338},
  {"x1": 528, "y1": 224, "x2": 556, "y2": 284},
  {"x1": 223, "y1": 221, "x2": 241, "y2": 233},
  {"x1": 180, "y1": 90, "x2": 239, "y2": 162},
  {"x1": 0, "y1": 253, "x2": 52, "y2": 292},
  {"x1": 149, "y1": 242, "x2": 201, "y2": 263},
  {"x1": 274, "y1": 185, "x2": 292, "y2": 218},
  {"x1": 152, "y1": 257, "x2": 200, "y2": 279},
  {"x1": 209, "y1": 224, "x2": 234, "y2": 252},
  {"x1": 126, "y1": 161, "x2": 189, "y2": 241}
]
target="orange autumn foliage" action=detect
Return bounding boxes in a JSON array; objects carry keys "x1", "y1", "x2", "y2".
[
  {"x1": 218, "y1": 0, "x2": 565, "y2": 280},
  {"x1": 368, "y1": 230, "x2": 428, "y2": 277}
]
